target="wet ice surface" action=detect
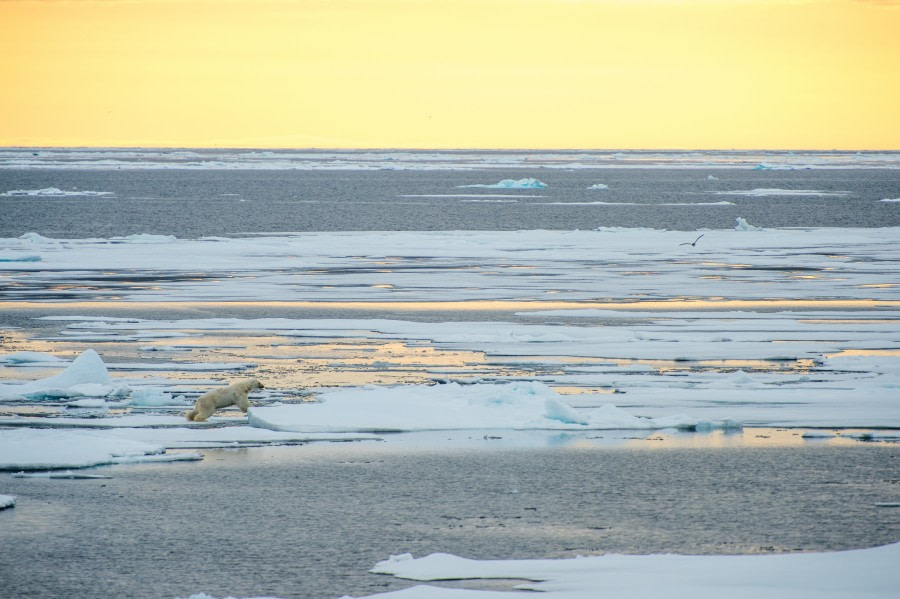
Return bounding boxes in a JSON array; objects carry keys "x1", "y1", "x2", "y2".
[{"x1": 1, "y1": 442, "x2": 898, "y2": 599}]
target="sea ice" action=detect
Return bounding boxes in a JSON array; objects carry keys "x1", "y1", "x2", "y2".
[
  {"x1": 353, "y1": 543, "x2": 900, "y2": 598},
  {"x1": 734, "y1": 217, "x2": 763, "y2": 231},
  {"x1": 0, "y1": 351, "x2": 66, "y2": 365},
  {"x1": 247, "y1": 381, "x2": 724, "y2": 433},
  {"x1": 587, "y1": 183, "x2": 609, "y2": 190},
  {"x1": 1, "y1": 187, "x2": 114, "y2": 197},
  {"x1": 881, "y1": 198, "x2": 900, "y2": 202},
  {"x1": 707, "y1": 175, "x2": 718, "y2": 180},
  {"x1": 0, "y1": 428, "x2": 185, "y2": 471},
  {"x1": 715, "y1": 188, "x2": 851, "y2": 197},
  {"x1": 0, "y1": 494, "x2": 15, "y2": 509},
  {"x1": 459, "y1": 178, "x2": 548, "y2": 189},
  {"x1": 0, "y1": 349, "x2": 130, "y2": 400}
]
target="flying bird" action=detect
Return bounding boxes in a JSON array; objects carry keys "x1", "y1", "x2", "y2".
[{"x1": 680, "y1": 234, "x2": 704, "y2": 247}]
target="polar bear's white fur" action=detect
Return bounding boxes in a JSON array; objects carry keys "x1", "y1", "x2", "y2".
[{"x1": 185, "y1": 378, "x2": 264, "y2": 422}]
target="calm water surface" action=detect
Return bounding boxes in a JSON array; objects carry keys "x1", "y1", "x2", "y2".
[
  {"x1": 1, "y1": 442, "x2": 898, "y2": 599},
  {"x1": 1, "y1": 168, "x2": 898, "y2": 237}
]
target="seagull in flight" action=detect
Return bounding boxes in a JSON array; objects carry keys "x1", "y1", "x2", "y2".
[{"x1": 680, "y1": 234, "x2": 704, "y2": 247}]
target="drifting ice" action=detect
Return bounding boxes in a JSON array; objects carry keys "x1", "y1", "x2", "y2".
[
  {"x1": 460, "y1": 178, "x2": 548, "y2": 189},
  {"x1": 735, "y1": 217, "x2": 763, "y2": 231},
  {"x1": 0, "y1": 349, "x2": 129, "y2": 400}
]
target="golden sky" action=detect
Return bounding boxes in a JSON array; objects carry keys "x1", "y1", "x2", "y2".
[{"x1": 1, "y1": 0, "x2": 898, "y2": 149}]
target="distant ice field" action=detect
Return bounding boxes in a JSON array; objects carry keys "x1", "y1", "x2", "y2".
[{"x1": 1, "y1": 162, "x2": 898, "y2": 237}]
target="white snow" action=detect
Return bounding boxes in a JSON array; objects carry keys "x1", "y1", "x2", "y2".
[
  {"x1": 248, "y1": 381, "x2": 729, "y2": 433},
  {"x1": 0, "y1": 349, "x2": 130, "y2": 400},
  {"x1": 0, "y1": 428, "x2": 192, "y2": 470},
  {"x1": 350, "y1": 543, "x2": 900, "y2": 598},
  {"x1": 459, "y1": 178, "x2": 548, "y2": 189},
  {"x1": 0, "y1": 494, "x2": 15, "y2": 509},
  {"x1": 1, "y1": 187, "x2": 114, "y2": 197}
]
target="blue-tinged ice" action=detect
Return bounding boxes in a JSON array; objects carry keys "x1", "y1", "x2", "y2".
[{"x1": 459, "y1": 178, "x2": 548, "y2": 189}]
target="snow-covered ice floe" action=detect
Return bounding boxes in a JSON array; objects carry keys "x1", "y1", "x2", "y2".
[
  {"x1": 714, "y1": 188, "x2": 852, "y2": 197},
  {"x1": 0, "y1": 349, "x2": 130, "y2": 400},
  {"x1": 248, "y1": 381, "x2": 734, "y2": 433},
  {"x1": 0, "y1": 428, "x2": 200, "y2": 471},
  {"x1": 342, "y1": 543, "x2": 900, "y2": 598},
  {"x1": 0, "y1": 494, "x2": 15, "y2": 509}
]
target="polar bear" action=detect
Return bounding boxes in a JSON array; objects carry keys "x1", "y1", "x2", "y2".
[{"x1": 185, "y1": 378, "x2": 264, "y2": 422}]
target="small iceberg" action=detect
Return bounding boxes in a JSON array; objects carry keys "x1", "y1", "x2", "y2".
[
  {"x1": 459, "y1": 178, "x2": 548, "y2": 189},
  {"x1": 0, "y1": 494, "x2": 15, "y2": 510},
  {"x1": 588, "y1": 183, "x2": 609, "y2": 190},
  {"x1": 707, "y1": 175, "x2": 718, "y2": 180},
  {"x1": 0, "y1": 349, "x2": 129, "y2": 400},
  {"x1": 735, "y1": 217, "x2": 764, "y2": 231}
]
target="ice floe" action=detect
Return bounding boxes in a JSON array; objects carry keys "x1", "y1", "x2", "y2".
[
  {"x1": 0, "y1": 349, "x2": 130, "y2": 400},
  {"x1": 349, "y1": 543, "x2": 900, "y2": 598},
  {"x1": 248, "y1": 381, "x2": 730, "y2": 433},
  {"x1": 0, "y1": 351, "x2": 66, "y2": 365},
  {"x1": 587, "y1": 183, "x2": 609, "y2": 190},
  {"x1": 0, "y1": 494, "x2": 15, "y2": 509},
  {"x1": 715, "y1": 188, "x2": 852, "y2": 197},
  {"x1": 1, "y1": 187, "x2": 114, "y2": 197},
  {"x1": 459, "y1": 178, "x2": 548, "y2": 189},
  {"x1": 734, "y1": 216, "x2": 763, "y2": 230},
  {"x1": 0, "y1": 428, "x2": 198, "y2": 471}
]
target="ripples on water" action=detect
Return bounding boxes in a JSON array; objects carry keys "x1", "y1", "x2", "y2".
[{"x1": 0, "y1": 151, "x2": 899, "y2": 237}]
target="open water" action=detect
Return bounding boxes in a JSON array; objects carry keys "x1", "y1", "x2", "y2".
[
  {"x1": 1, "y1": 167, "x2": 899, "y2": 238},
  {"x1": 1, "y1": 442, "x2": 898, "y2": 599}
]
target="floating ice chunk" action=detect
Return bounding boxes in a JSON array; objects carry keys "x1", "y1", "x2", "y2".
[
  {"x1": 360, "y1": 542, "x2": 900, "y2": 598},
  {"x1": 587, "y1": 183, "x2": 609, "y2": 190},
  {"x1": 18, "y1": 232, "x2": 57, "y2": 243},
  {"x1": 734, "y1": 217, "x2": 763, "y2": 231},
  {"x1": 716, "y1": 188, "x2": 851, "y2": 197},
  {"x1": 113, "y1": 233, "x2": 177, "y2": 244},
  {"x1": 0, "y1": 253, "x2": 41, "y2": 262},
  {"x1": 753, "y1": 163, "x2": 773, "y2": 170},
  {"x1": 459, "y1": 178, "x2": 548, "y2": 189},
  {"x1": 0, "y1": 428, "x2": 175, "y2": 471},
  {"x1": 707, "y1": 175, "x2": 718, "y2": 180},
  {"x1": 0, "y1": 494, "x2": 15, "y2": 509},
  {"x1": 1, "y1": 187, "x2": 114, "y2": 197},
  {"x1": 0, "y1": 351, "x2": 66, "y2": 365},
  {"x1": 130, "y1": 387, "x2": 182, "y2": 406},
  {"x1": 0, "y1": 349, "x2": 128, "y2": 400},
  {"x1": 248, "y1": 382, "x2": 719, "y2": 433},
  {"x1": 880, "y1": 198, "x2": 900, "y2": 202}
]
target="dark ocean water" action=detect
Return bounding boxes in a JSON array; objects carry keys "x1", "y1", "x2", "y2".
[
  {"x1": 1, "y1": 168, "x2": 898, "y2": 238},
  {"x1": 2, "y1": 443, "x2": 898, "y2": 599}
]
